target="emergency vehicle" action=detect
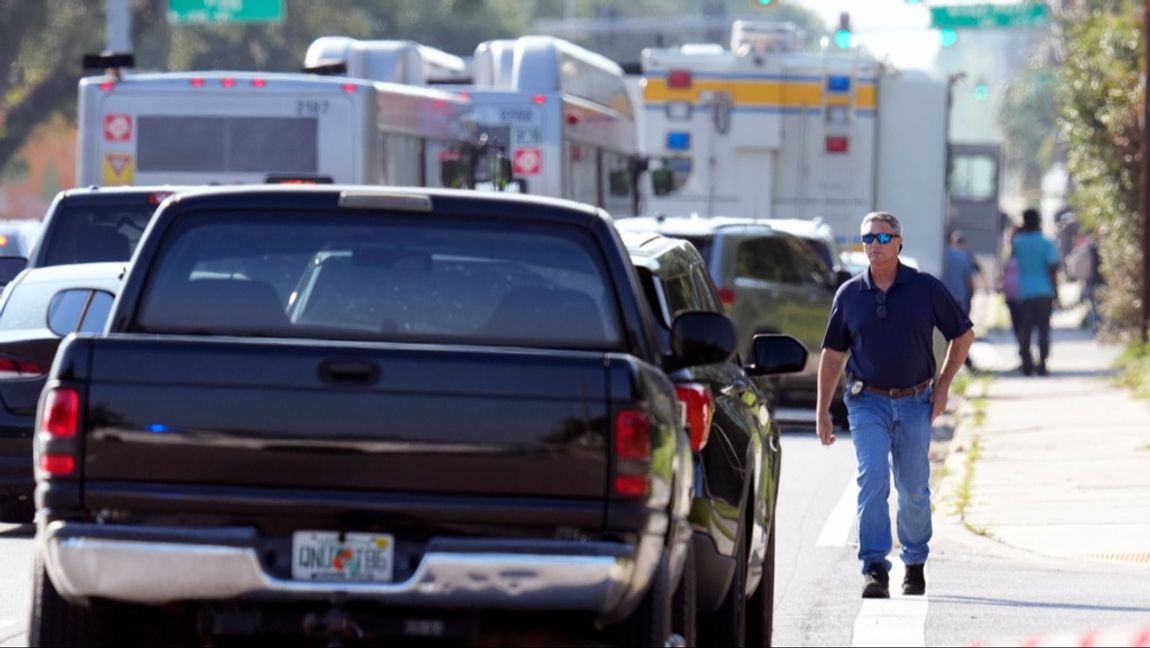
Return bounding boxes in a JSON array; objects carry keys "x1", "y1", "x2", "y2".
[
  {"x1": 76, "y1": 54, "x2": 472, "y2": 188},
  {"x1": 636, "y1": 21, "x2": 950, "y2": 276}
]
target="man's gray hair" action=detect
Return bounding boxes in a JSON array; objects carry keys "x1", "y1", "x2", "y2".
[{"x1": 861, "y1": 211, "x2": 902, "y2": 235}]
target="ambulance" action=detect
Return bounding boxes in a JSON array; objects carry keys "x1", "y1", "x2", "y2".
[{"x1": 635, "y1": 21, "x2": 950, "y2": 276}]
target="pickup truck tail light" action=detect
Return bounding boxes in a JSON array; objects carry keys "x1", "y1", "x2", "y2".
[
  {"x1": 38, "y1": 387, "x2": 80, "y2": 477},
  {"x1": 613, "y1": 408, "x2": 651, "y2": 497},
  {"x1": 676, "y1": 383, "x2": 714, "y2": 452}
]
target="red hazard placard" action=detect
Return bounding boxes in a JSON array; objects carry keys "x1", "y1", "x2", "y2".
[
  {"x1": 104, "y1": 114, "x2": 132, "y2": 142},
  {"x1": 513, "y1": 148, "x2": 542, "y2": 176}
]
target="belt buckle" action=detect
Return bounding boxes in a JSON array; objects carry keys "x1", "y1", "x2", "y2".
[
  {"x1": 849, "y1": 380, "x2": 864, "y2": 397},
  {"x1": 887, "y1": 387, "x2": 899, "y2": 397}
]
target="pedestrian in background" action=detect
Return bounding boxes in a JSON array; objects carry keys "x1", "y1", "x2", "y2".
[
  {"x1": 943, "y1": 230, "x2": 981, "y2": 370},
  {"x1": 816, "y1": 211, "x2": 974, "y2": 599},
  {"x1": 1001, "y1": 224, "x2": 1022, "y2": 345},
  {"x1": 1013, "y1": 208, "x2": 1061, "y2": 376}
]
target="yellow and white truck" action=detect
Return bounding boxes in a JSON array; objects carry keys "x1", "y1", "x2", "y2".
[{"x1": 634, "y1": 21, "x2": 950, "y2": 277}]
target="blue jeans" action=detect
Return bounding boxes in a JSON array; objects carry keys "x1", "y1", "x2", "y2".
[{"x1": 847, "y1": 387, "x2": 934, "y2": 573}]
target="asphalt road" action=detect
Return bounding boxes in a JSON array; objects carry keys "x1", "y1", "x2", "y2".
[{"x1": 1, "y1": 428, "x2": 1147, "y2": 646}]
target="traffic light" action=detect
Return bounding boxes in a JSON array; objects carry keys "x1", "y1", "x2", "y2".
[
  {"x1": 939, "y1": 27, "x2": 958, "y2": 48},
  {"x1": 833, "y1": 12, "x2": 852, "y2": 49},
  {"x1": 749, "y1": 0, "x2": 776, "y2": 7},
  {"x1": 974, "y1": 82, "x2": 990, "y2": 101}
]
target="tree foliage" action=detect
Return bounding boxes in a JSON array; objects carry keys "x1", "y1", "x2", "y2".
[
  {"x1": 1057, "y1": 2, "x2": 1142, "y2": 335},
  {"x1": 1000, "y1": 67, "x2": 1057, "y2": 193}
]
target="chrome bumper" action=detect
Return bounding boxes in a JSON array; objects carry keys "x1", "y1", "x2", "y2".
[{"x1": 41, "y1": 522, "x2": 639, "y2": 613}]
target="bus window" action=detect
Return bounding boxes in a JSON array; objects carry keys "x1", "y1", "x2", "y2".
[{"x1": 601, "y1": 150, "x2": 634, "y2": 216}]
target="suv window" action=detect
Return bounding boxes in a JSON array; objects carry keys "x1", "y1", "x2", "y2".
[
  {"x1": 40, "y1": 203, "x2": 155, "y2": 267},
  {"x1": 782, "y1": 236, "x2": 833, "y2": 288},
  {"x1": 735, "y1": 237, "x2": 789, "y2": 283}
]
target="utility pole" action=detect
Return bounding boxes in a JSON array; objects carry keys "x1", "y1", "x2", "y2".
[{"x1": 1142, "y1": 0, "x2": 1150, "y2": 343}]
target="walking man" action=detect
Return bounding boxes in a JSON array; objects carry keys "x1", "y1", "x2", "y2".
[{"x1": 816, "y1": 211, "x2": 974, "y2": 598}]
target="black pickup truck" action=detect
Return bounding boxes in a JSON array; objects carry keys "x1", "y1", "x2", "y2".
[{"x1": 29, "y1": 186, "x2": 763, "y2": 646}]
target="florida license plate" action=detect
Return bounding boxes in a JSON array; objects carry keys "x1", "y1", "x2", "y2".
[{"x1": 291, "y1": 531, "x2": 395, "y2": 582}]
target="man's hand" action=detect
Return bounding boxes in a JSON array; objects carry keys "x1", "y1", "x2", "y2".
[
  {"x1": 816, "y1": 411, "x2": 837, "y2": 446},
  {"x1": 930, "y1": 387, "x2": 948, "y2": 423}
]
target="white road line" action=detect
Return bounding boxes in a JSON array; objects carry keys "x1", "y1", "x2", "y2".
[
  {"x1": 851, "y1": 564, "x2": 929, "y2": 647},
  {"x1": 816, "y1": 477, "x2": 859, "y2": 547}
]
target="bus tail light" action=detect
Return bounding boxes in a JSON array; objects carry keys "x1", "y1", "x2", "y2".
[
  {"x1": 251, "y1": 78, "x2": 267, "y2": 88},
  {"x1": 220, "y1": 78, "x2": 236, "y2": 88},
  {"x1": 98, "y1": 81, "x2": 116, "y2": 91},
  {"x1": 342, "y1": 83, "x2": 358, "y2": 93},
  {"x1": 676, "y1": 384, "x2": 714, "y2": 452},
  {"x1": 533, "y1": 94, "x2": 547, "y2": 104},
  {"x1": 189, "y1": 77, "x2": 205, "y2": 87},
  {"x1": 613, "y1": 408, "x2": 651, "y2": 497}
]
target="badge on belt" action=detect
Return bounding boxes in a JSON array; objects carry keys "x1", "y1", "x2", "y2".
[{"x1": 849, "y1": 379, "x2": 864, "y2": 397}]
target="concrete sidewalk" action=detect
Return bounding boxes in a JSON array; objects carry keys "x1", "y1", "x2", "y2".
[{"x1": 942, "y1": 316, "x2": 1150, "y2": 565}]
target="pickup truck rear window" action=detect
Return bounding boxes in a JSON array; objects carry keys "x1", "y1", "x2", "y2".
[{"x1": 134, "y1": 213, "x2": 624, "y2": 349}]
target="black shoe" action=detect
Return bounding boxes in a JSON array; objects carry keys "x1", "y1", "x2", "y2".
[
  {"x1": 862, "y1": 563, "x2": 890, "y2": 599},
  {"x1": 903, "y1": 564, "x2": 926, "y2": 595},
  {"x1": 1036, "y1": 363, "x2": 1048, "y2": 376}
]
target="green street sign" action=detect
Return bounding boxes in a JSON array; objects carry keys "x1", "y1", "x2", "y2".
[
  {"x1": 168, "y1": 0, "x2": 284, "y2": 24},
  {"x1": 930, "y1": 3, "x2": 1048, "y2": 30}
]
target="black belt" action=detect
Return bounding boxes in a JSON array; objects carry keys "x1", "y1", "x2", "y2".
[{"x1": 851, "y1": 378, "x2": 932, "y2": 398}]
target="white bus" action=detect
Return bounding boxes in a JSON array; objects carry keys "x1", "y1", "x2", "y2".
[
  {"x1": 76, "y1": 66, "x2": 472, "y2": 188},
  {"x1": 309, "y1": 36, "x2": 645, "y2": 216}
]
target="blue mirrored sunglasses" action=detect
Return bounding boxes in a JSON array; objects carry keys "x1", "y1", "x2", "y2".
[{"x1": 862, "y1": 232, "x2": 900, "y2": 245}]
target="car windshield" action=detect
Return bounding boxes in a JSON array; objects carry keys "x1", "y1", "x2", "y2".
[
  {"x1": 135, "y1": 212, "x2": 625, "y2": 350},
  {"x1": 800, "y1": 238, "x2": 835, "y2": 271}
]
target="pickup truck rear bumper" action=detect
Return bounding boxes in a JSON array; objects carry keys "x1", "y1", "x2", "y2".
[{"x1": 41, "y1": 521, "x2": 649, "y2": 615}]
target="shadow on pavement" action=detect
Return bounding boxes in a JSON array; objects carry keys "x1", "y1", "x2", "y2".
[{"x1": 929, "y1": 594, "x2": 1150, "y2": 614}]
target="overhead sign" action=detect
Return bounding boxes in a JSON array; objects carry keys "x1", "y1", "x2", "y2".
[
  {"x1": 168, "y1": 0, "x2": 284, "y2": 25},
  {"x1": 930, "y1": 3, "x2": 1048, "y2": 29}
]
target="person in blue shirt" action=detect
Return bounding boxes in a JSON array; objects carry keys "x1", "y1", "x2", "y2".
[
  {"x1": 816, "y1": 211, "x2": 974, "y2": 599},
  {"x1": 1012, "y1": 208, "x2": 1061, "y2": 376}
]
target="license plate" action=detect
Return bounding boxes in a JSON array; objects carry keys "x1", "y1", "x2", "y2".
[{"x1": 291, "y1": 531, "x2": 394, "y2": 582}]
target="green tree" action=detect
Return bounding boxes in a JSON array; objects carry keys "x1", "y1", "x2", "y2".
[
  {"x1": 1057, "y1": 2, "x2": 1142, "y2": 334},
  {"x1": 1000, "y1": 67, "x2": 1058, "y2": 194}
]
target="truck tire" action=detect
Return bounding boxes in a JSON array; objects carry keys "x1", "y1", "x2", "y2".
[
  {"x1": 746, "y1": 523, "x2": 776, "y2": 647},
  {"x1": 613, "y1": 550, "x2": 672, "y2": 647},
  {"x1": 671, "y1": 540, "x2": 696, "y2": 647},
  {"x1": 29, "y1": 554, "x2": 97, "y2": 647},
  {"x1": 699, "y1": 517, "x2": 747, "y2": 647}
]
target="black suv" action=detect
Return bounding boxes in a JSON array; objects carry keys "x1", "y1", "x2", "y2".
[
  {"x1": 622, "y1": 229, "x2": 807, "y2": 647},
  {"x1": 616, "y1": 216, "x2": 847, "y2": 425}
]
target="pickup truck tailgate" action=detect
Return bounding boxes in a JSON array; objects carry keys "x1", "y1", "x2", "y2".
[{"x1": 81, "y1": 337, "x2": 611, "y2": 498}]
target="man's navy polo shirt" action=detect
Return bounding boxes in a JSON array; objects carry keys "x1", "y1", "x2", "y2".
[{"x1": 822, "y1": 263, "x2": 972, "y2": 390}]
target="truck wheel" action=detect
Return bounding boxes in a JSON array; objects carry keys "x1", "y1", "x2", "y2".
[
  {"x1": 29, "y1": 555, "x2": 97, "y2": 647},
  {"x1": 699, "y1": 519, "x2": 747, "y2": 646},
  {"x1": 613, "y1": 551, "x2": 672, "y2": 647},
  {"x1": 671, "y1": 540, "x2": 696, "y2": 646},
  {"x1": 746, "y1": 523, "x2": 776, "y2": 647}
]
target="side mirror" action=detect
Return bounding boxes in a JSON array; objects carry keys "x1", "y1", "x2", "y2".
[
  {"x1": 745, "y1": 334, "x2": 809, "y2": 376},
  {"x1": 670, "y1": 311, "x2": 736, "y2": 368},
  {"x1": 835, "y1": 269, "x2": 853, "y2": 287},
  {"x1": 0, "y1": 256, "x2": 27, "y2": 288}
]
